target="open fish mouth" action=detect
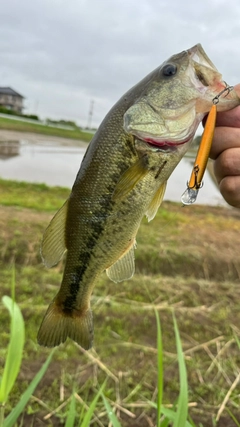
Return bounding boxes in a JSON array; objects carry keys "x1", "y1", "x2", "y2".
[
  {"x1": 187, "y1": 44, "x2": 238, "y2": 112},
  {"x1": 137, "y1": 133, "x2": 194, "y2": 152}
]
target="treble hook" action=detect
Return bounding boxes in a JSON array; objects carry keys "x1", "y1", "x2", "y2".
[{"x1": 212, "y1": 81, "x2": 234, "y2": 105}]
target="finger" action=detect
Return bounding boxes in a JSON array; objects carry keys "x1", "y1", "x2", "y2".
[
  {"x1": 202, "y1": 84, "x2": 240, "y2": 128},
  {"x1": 234, "y1": 83, "x2": 240, "y2": 95},
  {"x1": 218, "y1": 175, "x2": 240, "y2": 208},
  {"x1": 214, "y1": 147, "x2": 240, "y2": 183},
  {"x1": 214, "y1": 147, "x2": 240, "y2": 208},
  {"x1": 209, "y1": 126, "x2": 240, "y2": 159},
  {"x1": 215, "y1": 105, "x2": 240, "y2": 128}
]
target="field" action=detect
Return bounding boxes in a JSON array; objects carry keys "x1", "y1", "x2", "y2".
[
  {"x1": 0, "y1": 179, "x2": 240, "y2": 426},
  {"x1": 0, "y1": 116, "x2": 93, "y2": 142}
]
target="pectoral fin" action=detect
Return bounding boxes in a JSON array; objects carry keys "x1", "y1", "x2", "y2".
[
  {"x1": 106, "y1": 240, "x2": 136, "y2": 283},
  {"x1": 112, "y1": 157, "x2": 148, "y2": 201},
  {"x1": 41, "y1": 199, "x2": 69, "y2": 268},
  {"x1": 145, "y1": 181, "x2": 167, "y2": 222}
]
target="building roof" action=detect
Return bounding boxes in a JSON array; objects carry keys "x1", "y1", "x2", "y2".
[{"x1": 0, "y1": 87, "x2": 24, "y2": 98}]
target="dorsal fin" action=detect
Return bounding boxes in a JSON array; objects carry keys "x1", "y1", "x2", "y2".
[
  {"x1": 112, "y1": 157, "x2": 148, "y2": 201},
  {"x1": 145, "y1": 181, "x2": 167, "y2": 222},
  {"x1": 40, "y1": 199, "x2": 69, "y2": 268},
  {"x1": 106, "y1": 240, "x2": 136, "y2": 283}
]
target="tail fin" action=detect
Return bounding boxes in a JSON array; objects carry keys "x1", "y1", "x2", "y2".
[{"x1": 37, "y1": 300, "x2": 93, "y2": 349}]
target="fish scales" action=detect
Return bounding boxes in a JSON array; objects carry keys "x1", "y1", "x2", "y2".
[{"x1": 38, "y1": 44, "x2": 240, "y2": 348}]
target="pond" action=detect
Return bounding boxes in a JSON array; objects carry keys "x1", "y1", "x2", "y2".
[{"x1": 0, "y1": 137, "x2": 227, "y2": 207}]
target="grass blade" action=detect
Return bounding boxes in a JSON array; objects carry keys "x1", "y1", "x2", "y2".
[
  {"x1": 233, "y1": 333, "x2": 240, "y2": 350},
  {"x1": 187, "y1": 413, "x2": 197, "y2": 427},
  {"x1": 148, "y1": 402, "x2": 193, "y2": 427},
  {"x1": 0, "y1": 296, "x2": 25, "y2": 403},
  {"x1": 225, "y1": 407, "x2": 240, "y2": 427},
  {"x1": 160, "y1": 414, "x2": 171, "y2": 427},
  {"x1": 172, "y1": 312, "x2": 188, "y2": 427},
  {"x1": 101, "y1": 393, "x2": 122, "y2": 427},
  {"x1": 65, "y1": 392, "x2": 76, "y2": 427},
  {"x1": 154, "y1": 309, "x2": 163, "y2": 427},
  {"x1": 161, "y1": 406, "x2": 192, "y2": 426},
  {"x1": 3, "y1": 350, "x2": 54, "y2": 427},
  {"x1": 79, "y1": 381, "x2": 106, "y2": 427}
]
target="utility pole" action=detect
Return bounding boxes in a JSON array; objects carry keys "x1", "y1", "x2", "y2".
[{"x1": 87, "y1": 99, "x2": 94, "y2": 129}]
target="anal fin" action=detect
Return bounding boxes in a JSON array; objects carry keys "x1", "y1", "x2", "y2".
[
  {"x1": 106, "y1": 240, "x2": 136, "y2": 283},
  {"x1": 145, "y1": 181, "x2": 167, "y2": 222}
]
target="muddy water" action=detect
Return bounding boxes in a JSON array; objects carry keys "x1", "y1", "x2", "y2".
[{"x1": 0, "y1": 138, "x2": 227, "y2": 206}]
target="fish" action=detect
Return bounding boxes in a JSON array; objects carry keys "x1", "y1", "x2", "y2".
[{"x1": 37, "y1": 44, "x2": 240, "y2": 349}]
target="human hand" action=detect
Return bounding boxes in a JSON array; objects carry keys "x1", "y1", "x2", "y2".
[{"x1": 209, "y1": 84, "x2": 240, "y2": 208}]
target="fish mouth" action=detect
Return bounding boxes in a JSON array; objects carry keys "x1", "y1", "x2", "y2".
[
  {"x1": 137, "y1": 133, "x2": 193, "y2": 151},
  {"x1": 187, "y1": 44, "x2": 239, "y2": 112}
]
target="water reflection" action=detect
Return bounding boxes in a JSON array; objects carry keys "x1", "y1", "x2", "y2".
[
  {"x1": 0, "y1": 138, "x2": 227, "y2": 206},
  {"x1": 0, "y1": 139, "x2": 86, "y2": 188},
  {"x1": 0, "y1": 140, "x2": 20, "y2": 159}
]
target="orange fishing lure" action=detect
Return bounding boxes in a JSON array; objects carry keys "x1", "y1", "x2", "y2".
[{"x1": 181, "y1": 104, "x2": 217, "y2": 205}]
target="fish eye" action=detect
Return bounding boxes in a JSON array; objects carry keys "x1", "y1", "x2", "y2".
[{"x1": 162, "y1": 63, "x2": 177, "y2": 77}]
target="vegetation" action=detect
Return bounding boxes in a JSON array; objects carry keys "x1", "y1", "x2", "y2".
[
  {"x1": 0, "y1": 106, "x2": 39, "y2": 121},
  {"x1": 0, "y1": 178, "x2": 240, "y2": 426},
  {"x1": 45, "y1": 119, "x2": 78, "y2": 129},
  {"x1": 0, "y1": 116, "x2": 93, "y2": 142},
  {"x1": 0, "y1": 179, "x2": 70, "y2": 212},
  {"x1": 0, "y1": 107, "x2": 80, "y2": 129},
  {"x1": 0, "y1": 291, "x2": 54, "y2": 427},
  {"x1": 0, "y1": 287, "x2": 191, "y2": 427}
]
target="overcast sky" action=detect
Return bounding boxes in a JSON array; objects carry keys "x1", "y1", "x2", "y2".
[{"x1": 1, "y1": 0, "x2": 240, "y2": 128}]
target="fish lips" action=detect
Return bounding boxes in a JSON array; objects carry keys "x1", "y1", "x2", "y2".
[
  {"x1": 123, "y1": 116, "x2": 194, "y2": 152},
  {"x1": 133, "y1": 134, "x2": 192, "y2": 152},
  {"x1": 138, "y1": 135, "x2": 192, "y2": 151},
  {"x1": 123, "y1": 104, "x2": 196, "y2": 152}
]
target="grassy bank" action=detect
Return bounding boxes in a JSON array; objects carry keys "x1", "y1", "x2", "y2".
[
  {"x1": 0, "y1": 116, "x2": 93, "y2": 142},
  {"x1": 0, "y1": 179, "x2": 240, "y2": 426}
]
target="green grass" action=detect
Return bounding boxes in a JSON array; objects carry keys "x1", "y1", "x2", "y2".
[
  {"x1": 0, "y1": 178, "x2": 240, "y2": 426},
  {"x1": 0, "y1": 272, "x2": 54, "y2": 427},
  {"x1": 0, "y1": 286, "x2": 193, "y2": 427},
  {"x1": 0, "y1": 116, "x2": 93, "y2": 142},
  {"x1": 0, "y1": 178, "x2": 70, "y2": 211},
  {"x1": 0, "y1": 294, "x2": 25, "y2": 412}
]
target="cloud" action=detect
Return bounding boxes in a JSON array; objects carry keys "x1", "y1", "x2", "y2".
[{"x1": 1, "y1": 0, "x2": 240, "y2": 126}]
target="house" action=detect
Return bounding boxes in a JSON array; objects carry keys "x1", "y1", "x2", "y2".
[{"x1": 0, "y1": 87, "x2": 24, "y2": 113}]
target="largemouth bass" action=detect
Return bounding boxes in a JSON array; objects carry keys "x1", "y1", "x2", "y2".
[{"x1": 38, "y1": 44, "x2": 240, "y2": 348}]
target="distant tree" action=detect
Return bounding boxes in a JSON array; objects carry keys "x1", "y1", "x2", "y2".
[
  {"x1": 0, "y1": 106, "x2": 39, "y2": 120},
  {"x1": 46, "y1": 118, "x2": 77, "y2": 128},
  {"x1": 0, "y1": 106, "x2": 18, "y2": 115},
  {"x1": 59, "y1": 119, "x2": 77, "y2": 128},
  {"x1": 23, "y1": 114, "x2": 39, "y2": 120}
]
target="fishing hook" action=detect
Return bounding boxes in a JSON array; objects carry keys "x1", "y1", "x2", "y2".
[
  {"x1": 212, "y1": 81, "x2": 234, "y2": 105},
  {"x1": 187, "y1": 165, "x2": 203, "y2": 190}
]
